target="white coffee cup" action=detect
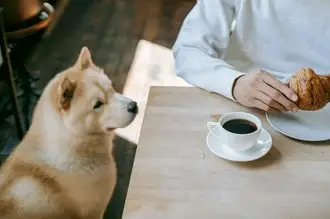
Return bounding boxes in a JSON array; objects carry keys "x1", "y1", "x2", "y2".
[{"x1": 207, "y1": 112, "x2": 262, "y2": 151}]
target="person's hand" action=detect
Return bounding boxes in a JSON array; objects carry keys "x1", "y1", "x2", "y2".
[{"x1": 232, "y1": 71, "x2": 298, "y2": 112}]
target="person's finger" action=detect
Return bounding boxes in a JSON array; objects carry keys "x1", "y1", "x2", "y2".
[
  {"x1": 261, "y1": 71, "x2": 298, "y2": 102},
  {"x1": 258, "y1": 82, "x2": 298, "y2": 112},
  {"x1": 253, "y1": 99, "x2": 279, "y2": 113},
  {"x1": 256, "y1": 91, "x2": 287, "y2": 112}
]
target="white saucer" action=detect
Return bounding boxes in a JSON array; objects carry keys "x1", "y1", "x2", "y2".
[
  {"x1": 206, "y1": 128, "x2": 273, "y2": 162},
  {"x1": 266, "y1": 104, "x2": 330, "y2": 141}
]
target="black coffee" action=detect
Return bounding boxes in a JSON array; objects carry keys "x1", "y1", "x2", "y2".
[{"x1": 222, "y1": 119, "x2": 257, "y2": 134}]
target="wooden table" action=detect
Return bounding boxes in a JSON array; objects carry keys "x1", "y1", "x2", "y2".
[{"x1": 122, "y1": 86, "x2": 330, "y2": 219}]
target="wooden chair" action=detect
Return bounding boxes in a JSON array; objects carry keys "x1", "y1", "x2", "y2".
[{"x1": 0, "y1": 2, "x2": 54, "y2": 133}]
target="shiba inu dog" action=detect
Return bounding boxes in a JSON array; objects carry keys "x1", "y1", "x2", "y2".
[{"x1": 0, "y1": 47, "x2": 138, "y2": 219}]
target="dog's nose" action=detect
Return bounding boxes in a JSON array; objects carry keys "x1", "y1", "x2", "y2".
[{"x1": 127, "y1": 101, "x2": 138, "y2": 114}]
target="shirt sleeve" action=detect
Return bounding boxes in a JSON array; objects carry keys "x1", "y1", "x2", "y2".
[{"x1": 172, "y1": 0, "x2": 246, "y2": 100}]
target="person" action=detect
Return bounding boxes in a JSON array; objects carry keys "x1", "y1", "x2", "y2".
[{"x1": 172, "y1": 0, "x2": 330, "y2": 113}]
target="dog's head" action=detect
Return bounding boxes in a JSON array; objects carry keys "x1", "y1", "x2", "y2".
[{"x1": 54, "y1": 47, "x2": 138, "y2": 135}]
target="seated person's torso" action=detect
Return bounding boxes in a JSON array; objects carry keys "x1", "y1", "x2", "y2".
[{"x1": 225, "y1": 0, "x2": 330, "y2": 81}]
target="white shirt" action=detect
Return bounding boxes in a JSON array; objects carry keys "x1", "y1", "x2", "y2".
[{"x1": 172, "y1": 0, "x2": 330, "y2": 100}]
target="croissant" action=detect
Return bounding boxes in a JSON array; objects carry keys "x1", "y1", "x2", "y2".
[{"x1": 288, "y1": 68, "x2": 330, "y2": 111}]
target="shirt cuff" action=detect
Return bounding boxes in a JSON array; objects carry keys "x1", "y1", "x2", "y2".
[{"x1": 208, "y1": 68, "x2": 246, "y2": 101}]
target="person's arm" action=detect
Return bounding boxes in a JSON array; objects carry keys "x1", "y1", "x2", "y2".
[{"x1": 172, "y1": 0, "x2": 245, "y2": 100}]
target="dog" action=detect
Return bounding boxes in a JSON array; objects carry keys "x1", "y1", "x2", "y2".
[{"x1": 0, "y1": 47, "x2": 138, "y2": 219}]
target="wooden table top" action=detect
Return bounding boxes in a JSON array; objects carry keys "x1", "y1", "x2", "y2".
[{"x1": 122, "y1": 86, "x2": 330, "y2": 219}]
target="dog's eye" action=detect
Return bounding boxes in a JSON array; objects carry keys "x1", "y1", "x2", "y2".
[{"x1": 93, "y1": 100, "x2": 104, "y2": 109}]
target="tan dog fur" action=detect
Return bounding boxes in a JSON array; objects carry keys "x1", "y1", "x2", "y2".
[{"x1": 0, "y1": 47, "x2": 137, "y2": 219}]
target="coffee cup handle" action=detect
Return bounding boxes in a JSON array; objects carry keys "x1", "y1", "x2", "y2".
[{"x1": 207, "y1": 121, "x2": 220, "y2": 137}]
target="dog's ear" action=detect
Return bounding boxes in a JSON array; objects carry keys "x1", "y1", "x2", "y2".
[
  {"x1": 74, "y1": 46, "x2": 96, "y2": 69},
  {"x1": 57, "y1": 77, "x2": 77, "y2": 111}
]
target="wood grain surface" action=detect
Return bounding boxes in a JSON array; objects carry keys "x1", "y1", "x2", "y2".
[{"x1": 123, "y1": 86, "x2": 330, "y2": 219}]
